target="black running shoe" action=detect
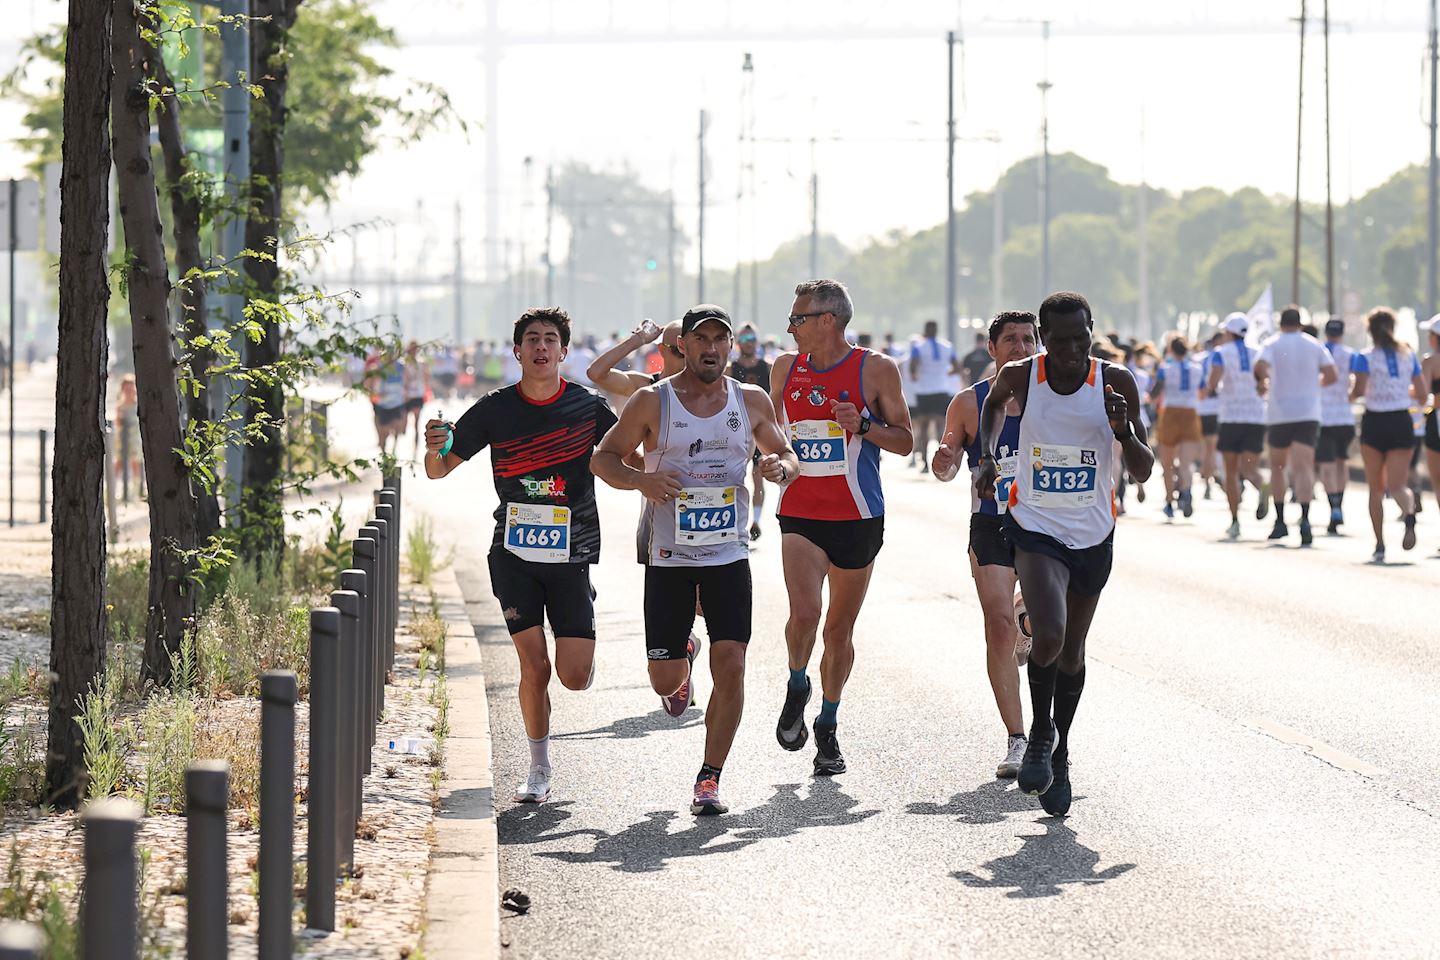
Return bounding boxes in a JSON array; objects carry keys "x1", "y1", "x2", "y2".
[
  {"x1": 749, "y1": 522, "x2": 762, "y2": 542},
  {"x1": 776, "y1": 677, "x2": 812, "y2": 751},
  {"x1": 1017, "y1": 720, "x2": 1056, "y2": 796},
  {"x1": 1267, "y1": 519, "x2": 1289, "y2": 541},
  {"x1": 1038, "y1": 758, "x2": 1072, "y2": 816},
  {"x1": 812, "y1": 722, "x2": 846, "y2": 775},
  {"x1": 1179, "y1": 490, "x2": 1194, "y2": 518},
  {"x1": 1299, "y1": 518, "x2": 1313, "y2": 547}
]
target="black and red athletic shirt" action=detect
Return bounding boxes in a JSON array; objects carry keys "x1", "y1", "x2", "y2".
[
  {"x1": 728, "y1": 356, "x2": 771, "y2": 388},
  {"x1": 450, "y1": 380, "x2": 618, "y2": 563}
]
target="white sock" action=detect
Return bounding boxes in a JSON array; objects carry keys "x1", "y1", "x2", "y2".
[{"x1": 528, "y1": 736, "x2": 551, "y2": 771}]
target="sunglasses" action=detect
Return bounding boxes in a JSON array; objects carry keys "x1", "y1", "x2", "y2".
[
  {"x1": 787, "y1": 311, "x2": 831, "y2": 326},
  {"x1": 738, "y1": 335, "x2": 758, "y2": 344}
]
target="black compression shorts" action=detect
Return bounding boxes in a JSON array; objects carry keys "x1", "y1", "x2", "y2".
[
  {"x1": 1267, "y1": 420, "x2": 1320, "y2": 449},
  {"x1": 778, "y1": 515, "x2": 885, "y2": 570},
  {"x1": 644, "y1": 560, "x2": 752, "y2": 660},
  {"x1": 1200, "y1": 414, "x2": 1219, "y2": 437},
  {"x1": 1315, "y1": 424, "x2": 1355, "y2": 463},
  {"x1": 915, "y1": 392, "x2": 950, "y2": 417},
  {"x1": 1427, "y1": 409, "x2": 1440, "y2": 453},
  {"x1": 1359, "y1": 409, "x2": 1415, "y2": 453},
  {"x1": 1001, "y1": 516, "x2": 1114, "y2": 598},
  {"x1": 969, "y1": 513, "x2": 1014, "y2": 568},
  {"x1": 487, "y1": 549, "x2": 596, "y2": 639},
  {"x1": 1217, "y1": 423, "x2": 1265, "y2": 455}
]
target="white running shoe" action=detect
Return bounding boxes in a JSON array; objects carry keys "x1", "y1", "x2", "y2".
[
  {"x1": 997, "y1": 735, "x2": 1027, "y2": 779},
  {"x1": 1226, "y1": 519, "x2": 1241, "y2": 540},
  {"x1": 514, "y1": 766, "x2": 552, "y2": 803}
]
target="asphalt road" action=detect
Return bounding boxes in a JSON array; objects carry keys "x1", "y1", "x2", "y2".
[{"x1": 414, "y1": 438, "x2": 1439, "y2": 960}]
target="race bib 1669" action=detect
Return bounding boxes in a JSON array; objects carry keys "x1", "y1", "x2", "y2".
[{"x1": 504, "y1": 503, "x2": 571, "y2": 563}]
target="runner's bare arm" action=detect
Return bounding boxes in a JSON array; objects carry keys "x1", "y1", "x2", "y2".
[
  {"x1": 1204, "y1": 360, "x2": 1223, "y2": 399},
  {"x1": 590, "y1": 389, "x2": 680, "y2": 502},
  {"x1": 1319, "y1": 360, "x2": 1338, "y2": 388},
  {"x1": 587, "y1": 328, "x2": 660, "y2": 397},
  {"x1": 423, "y1": 418, "x2": 463, "y2": 478},
  {"x1": 855, "y1": 352, "x2": 914, "y2": 456},
  {"x1": 932, "y1": 388, "x2": 978, "y2": 482},
  {"x1": 1103, "y1": 364, "x2": 1155, "y2": 483},
  {"x1": 1349, "y1": 370, "x2": 1368, "y2": 402},
  {"x1": 1253, "y1": 357, "x2": 1271, "y2": 397},
  {"x1": 742, "y1": 386, "x2": 800, "y2": 487},
  {"x1": 975, "y1": 360, "x2": 1027, "y2": 497}
]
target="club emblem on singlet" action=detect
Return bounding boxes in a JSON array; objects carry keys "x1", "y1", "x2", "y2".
[
  {"x1": 807, "y1": 386, "x2": 827, "y2": 406},
  {"x1": 1081, "y1": 450, "x2": 1097, "y2": 465},
  {"x1": 727, "y1": 411, "x2": 741, "y2": 432}
]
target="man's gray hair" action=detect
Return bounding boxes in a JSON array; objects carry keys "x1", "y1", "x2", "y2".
[{"x1": 794, "y1": 278, "x2": 854, "y2": 326}]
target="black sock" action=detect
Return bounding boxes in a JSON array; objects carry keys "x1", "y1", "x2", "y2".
[
  {"x1": 696, "y1": 763, "x2": 723, "y2": 785},
  {"x1": 1052, "y1": 667, "x2": 1087, "y2": 763},
  {"x1": 1299, "y1": 502, "x2": 1310, "y2": 521},
  {"x1": 1328, "y1": 492, "x2": 1342, "y2": 510},
  {"x1": 1027, "y1": 660, "x2": 1058, "y2": 735},
  {"x1": 1275, "y1": 500, "x2": 1285, "y2": 524}
]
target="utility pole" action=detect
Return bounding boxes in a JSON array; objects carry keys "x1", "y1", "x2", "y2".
[
  {"x1": 698, "y1": 109, "x2": 708, "y2": 303},
  {"x1": 945, "y1": 30, "x2": 958, "y2": 348},
  {"x1": 667, "y1": 191, "x2": 677, "y2": 318},
  {"x1": 733, "y1": 54, "x2": 752, "y2": 315},
  {"x1": 453, "y1": 201, "x2": 463, "y2": 344},
  {"x1": 1429, "y1": 0, "x2": 1438, "y2": 319},
  {"x1": 1138, "y1": 108, "x2": 1149, "y2": 337},
  {"x1": 992, "y1": 178, "x2": 1003, "y2": 316},
  {"x1": 220, "y1": 0, "x2": 249, "y2": 518},
  {"x1": 544, "y1": 165, "x2": 554, "y2": 305},
  {"x1": 809, "y1": 171, "x2": 819, "y2": 278},
  {"x1": 1038, "y1": 20, "x2": 1053, "y2": 299},
  {"x1": 520, "y1": 157, "x2": 533, "y2": 307},
  {"x1": 1323, "y1": 0, "x2": 1335, "y2": 318},
  {"x1": 1292, "y1": 0, "x2": 1307, "y2": 306}
]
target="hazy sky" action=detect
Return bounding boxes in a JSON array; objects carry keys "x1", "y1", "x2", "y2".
[{"x1": 2, "y1": 0, "x2": 1434, "y2": 285}]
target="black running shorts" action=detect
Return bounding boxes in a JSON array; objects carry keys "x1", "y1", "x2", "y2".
[
  {"x1": 1315, "y1": 424, "x2": 1356, "y2": 463},
  {"x1": 1200, "y1": 413, "x2": 1219, "y2": 437},
  {"x1": 487, "y1": 549, "x2": 596, "y2": 639},
  {"x1": 1001, "y1": 516, "x2": 1114, "y2": 598},
  {"x1": 969, "y1": 513, "x2": 1014, "y2": 568},
  {"x1": 1217, "y1": 422, "x2": 1266, "y2": 455},
  {"x1": 1359, "y1": 409, "x2": 1415, "y2": 453},
  {"x1": 915, "y1": 392, "x2": 950, "y2": 417},
  {"x1": 1267, "y1": 420, "x2": 1320, "y2": 449},
  {"x1": 644, "y1": 560, "x2": 752, "y2": 660},
  {"x1": 1426, "y1": 410, "x2": 1440, "y2": 453},
  {"x1": 778, "y1": 515, "x2": 885, "y2": 570}
]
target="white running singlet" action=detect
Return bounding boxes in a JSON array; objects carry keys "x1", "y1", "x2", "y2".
[
  {"x1": 1209, "y1": 340, "x2": 1266, "y2": 425},
  {"x1": 1320, "y1": 341, "x2": 1355, "y2": 426},
  {"x1": 1258, "y1": 331, "x2": 1335, "y2": 425}
]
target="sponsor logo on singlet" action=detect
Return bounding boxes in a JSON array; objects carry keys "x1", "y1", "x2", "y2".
[{"x1": 519, "y1": 475, "x2": 568, "y2": 501}]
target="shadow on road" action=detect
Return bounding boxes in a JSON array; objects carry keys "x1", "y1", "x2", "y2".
[
  {"x1": 551, "y1": 708, "x2": 705, "y2": 741},
  {"x1": 951, "y1": 819, "x2": 1136, "y2": 898},
  {"x1": 500, "y1": 778, "x2": 878, "y2": 873},
  {"x1": 905, "y1": 778, "x2": 1041, "y2": 825}
]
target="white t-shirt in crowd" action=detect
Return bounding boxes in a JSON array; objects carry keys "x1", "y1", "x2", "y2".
[
  {"x1": 1258, "y1": 330, "x2": 1335, "y2": 425},
  {"x1": 887, "y1": 341, "x2": 917, "y2": 406},
  {"x1": 909, "y1": 336, "x2": 956, "y2": 395}
]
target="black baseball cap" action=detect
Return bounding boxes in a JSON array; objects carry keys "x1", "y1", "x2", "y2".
[
  {"x1": 681, "y1": 304, "x2": 733, "y2": 336},
  {"x1": 1324, "y1": 319, "x2": 1345, "y2": 336}
]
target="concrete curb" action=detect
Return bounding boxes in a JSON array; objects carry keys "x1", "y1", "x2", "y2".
[{"x1": 423, "y1": 567, "x2": 499, "y2": 959}]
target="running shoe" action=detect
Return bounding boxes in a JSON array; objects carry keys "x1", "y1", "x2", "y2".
[
  {"x1": 1226, "y1": 519, "x2": 1241, "y2": 540},
  {"x1": 1017, "y1": 719, "x2": 1056, "y2": 796},
  {"x1": 1136, "y1": 483, "x2": 1146, "y2": 503},
  {"x1": 996, "y1": 734, "x2": 1027, "y2": 779},
  {"x1": 514, "y1": 767, "x2": 552, "y2": 804},
  {"x1": 1256, "y1": 484, "x2": 1271, "y2": 521},
  {"x1": 691, "y1": 777, "x2": 728, "y2": 816},
  {"x1": 812, "y1": 722, "x2": 846, "y2": 775},
  {"x1": 662, "y1": 634, "x2": 701, "y2": 717},
  {"x1": 1326, "y1": 518, "x2": 1339, "y2": 536},
  {"x1": 1403, "y1": 514, "x2": 1418, "y2": 551},
  {"x1": 1203, "y1": 479, "x2": 1213, "y2": 500},
  {"x1": 776, "y1": 676, "x2": 812, "y2": 751},
  {"x1": 1267, "y1": 519, "x2": 1289, "y2": 540},
  {"x1": 1162, "y1": 502, "x2": 1175, "y2": 520},
  {"x1": 1038, "y1": 759, "x2": 1073, "y2": 817},
  {"x1": 1299, "y1": 517, "x2": 1313, "y2": 547},
  {"x1": 1179, "y1": 490, "x2": 1194, "y2": 518},
  {"x1": 749, "y1": 522, "x2": 762, "y2": 542},
  {"x1": 1372, "y1": 543, "x2": 1386, "y2": 564}
]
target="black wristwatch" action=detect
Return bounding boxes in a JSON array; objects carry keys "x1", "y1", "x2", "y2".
[{"x1": 858, "y1": 415, "x2": 872, "y2": 436}]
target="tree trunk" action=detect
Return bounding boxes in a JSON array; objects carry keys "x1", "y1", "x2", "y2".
[
  {"x1": 48, "y1": 0, "x2": 113, "y2": 809},
  {"x1": 152, "y1": 54, "x2": 221, "y2": 548},
  {"x1": 111, "y1": 0, "x2": 200, "y2": 686},
  {"x1": 240, "y1": 0, "x2": 303, "y2": 566}
]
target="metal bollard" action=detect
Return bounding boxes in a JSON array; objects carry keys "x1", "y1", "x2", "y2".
[
  {"x1": 258, "y1": 671, "x2": 297, "y2": 960},
  {"x1": 330, "y1": 589, "x2": 360, "y2": 876},
  {"x1": 186, "y1": 760, "x2": 230, "y2": 959},
  {"x1": 304, "y1": 609, "x2": 339, "y2": 932},
  {"x1": 376, "y1": 496, "x2": 399, "y2": 673},
  {"x1": 340, "y1": 568, "x2": 372, "y2": 775},
  {"x1": 370, "y1": 515, "x2": 391, "y2": 718},
  {"x1": 38, "y1": 430, "x2": 47, "y2": 523},
  {"x1": 355, "y1": 532, "x2": 381, "y2": 753},
  {"x1": 0, "y1": 921, "x2": 43, "y2": 960},
  {"x1": 82, "y1": 796, "x2": 142, "y2": 960}
]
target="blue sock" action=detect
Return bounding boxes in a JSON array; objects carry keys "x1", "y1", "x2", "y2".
[
  {"x1": 817, "y1": 698, "x2": 839, "y2": 726},
  {"x1": 788, "y1": 668, "x2": 808, "y2": 691}
]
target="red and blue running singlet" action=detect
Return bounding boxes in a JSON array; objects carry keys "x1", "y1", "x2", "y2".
[{"x1": 777, "y1": 348, "x2": 885, "y2": 521}]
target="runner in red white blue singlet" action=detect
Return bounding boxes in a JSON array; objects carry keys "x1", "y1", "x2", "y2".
[{"x1": 769, "y1": 279, "x2": 913, "y2": 778}]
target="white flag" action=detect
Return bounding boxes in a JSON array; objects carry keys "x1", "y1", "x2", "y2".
[{"x1": 1245, "y1": 283, "x2": 1274, "y2": 344}]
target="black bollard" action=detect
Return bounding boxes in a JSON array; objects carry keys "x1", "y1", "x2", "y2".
[
  {"x1": 354, "y1": 532, "x2": 381, "y2": 754},
  {"x1": 0, "y1": 921, "x2": 43, "y2": 960},
  {"x1": 186, "y1": 760, "x2": 230, "y2": 959},
  {"x1": 330, "y1": 589, "x2": 360, "y2": 876},
  {"x1": 375, "y1": 497, "x2": 399, "y2": 674},
  {"x1": 370, "y1": 515, "x2": 391, "y2": 717},
  {"x1": 81, "y1": 797, "x2": 141, "y2": 960},
  {"x1": 304, "y1": 609, "x2": 339, "y2": 932},
  {"x1": 258, "y1": 671, "x2": 297, "y2": 960},
  {"x1": 340, "y1": 568, "x2": 372, "y2": 776}
]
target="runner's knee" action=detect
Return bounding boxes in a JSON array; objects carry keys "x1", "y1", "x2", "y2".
[
  {"x1": 820, "y1": 620, "x2": 854, "y2": 649},
  {"x1": 787, "y1": 605, "x2": 821, "y2": 637},
  {"x1": 555, "y1": 657, "x2": 592, "y2": 690}
]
